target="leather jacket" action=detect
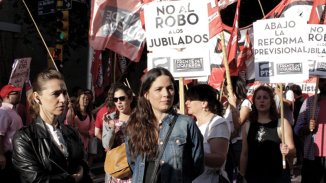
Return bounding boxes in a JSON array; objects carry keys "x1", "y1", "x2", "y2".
[{"x1": 12, "y1": 116, "x2": 89, "y2": 183}]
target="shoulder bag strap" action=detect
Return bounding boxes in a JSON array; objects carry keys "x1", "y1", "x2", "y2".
[{"x1": 150, "y1": 114, "x2": 178, "y2": 183}]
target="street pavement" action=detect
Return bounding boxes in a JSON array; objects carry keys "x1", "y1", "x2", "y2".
[{"x1": 90, "y1": 160, "x2": 105, "y2": 183}]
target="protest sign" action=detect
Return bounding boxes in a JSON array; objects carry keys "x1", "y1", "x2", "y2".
[
  {"x1": 253, "y1": 18, "x2": 309, "y2": 82},
  {"x1": 307, "y1": 24, "x2": 326, "y2": 76},
  {"x1": 144, "y1": 0, "x2": 209, "y2": 51},
  {"x1": 8, "y1": 58, "x2": 31, "y2": 88}
]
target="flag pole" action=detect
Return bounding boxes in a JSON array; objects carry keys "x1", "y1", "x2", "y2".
[
  {"x1": 310, "y1": 76, "x2": 320, "y2": 132},
  {"x1": 220, "y1": 32, "x2": 234, "y2": 98},
  {"x1": 278, "y1": 83, "x2": 286, "y2": 169},
  {"x1": 22, "y1": 0, "x2": 58, "y2": 71},
  {"x1": 257, "y1": 0, "x2": 266, "y2": 17}
]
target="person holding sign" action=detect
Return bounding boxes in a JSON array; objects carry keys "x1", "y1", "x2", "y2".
[
  {"x1": 126, "y1": 67, "x2": 204, "y2": 183},
  {"x1": 239, "y1": 86, "x2": 295, "y2": 183},
  {"x1": 12, "y1": 69, "x2": 92, "y2": 183},
  {"x1": 185, "y1": 84, "x2": 230, "y2": 183},
  {"x1": 294, "y1": 77, "x2": 326, "y2": 183}
]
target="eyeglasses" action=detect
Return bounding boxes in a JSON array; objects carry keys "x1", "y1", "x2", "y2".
[{"x1": 113, "y1": 96, "x2": 126, "y2": 102}]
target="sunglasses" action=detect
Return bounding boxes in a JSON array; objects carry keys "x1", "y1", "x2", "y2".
[{"x1": 113, "y1": 96, "x2": 126, "y2": 102}]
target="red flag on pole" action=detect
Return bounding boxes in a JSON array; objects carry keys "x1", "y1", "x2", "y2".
[
  {"x1": 208, "y1": 0, "x2": 224, "y2": 38},
  {"x1": 226, "y1": 0, "x2": 241, "y2": 76},
  {"x1": 309, "y1": 0, "x2": 326, "y2": 24},
  {"x1": 237, "y1": 30, "x2": 253, "y2": 71},
  {"x1": 89, "y1": 0, "x2": 146, "y2": 62}
]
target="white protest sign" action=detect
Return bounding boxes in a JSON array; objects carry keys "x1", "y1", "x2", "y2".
[
  {"x1": 8, "y1": 57, "x2": 31, "y2": 88},
  {"x1": 306, "y1": 24, "x2": 326, "y2": 76},
  {"x1": 253, "y1": 18, "x2": 309, "y2": 82},
  {"x1": 147, "y1": 48, "x2": 210, "y2": 78},
  {"x1": 253, "y1": 18, "x2": 308, "y2": 60},
  {"x1": 144, "y1": 0, "x2": 209, "y2": 51}
]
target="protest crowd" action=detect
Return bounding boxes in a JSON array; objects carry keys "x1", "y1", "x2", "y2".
[{"x1": 1, "y1": 0, "x2": 326, "y2": 183}]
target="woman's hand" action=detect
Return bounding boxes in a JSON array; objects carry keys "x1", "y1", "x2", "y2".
[
  {"x1": 72, "y1": 166, "x2": 84, "y2": 182},
  {"x1": 227, "y1": 93, "x2": 237, "y2": 107},
  {"x1": 103, "y1": 114, "x2": 115, "y2": 129},
  {"x1": 280, "y1": 143, "x2": 289, "y2": 156}
]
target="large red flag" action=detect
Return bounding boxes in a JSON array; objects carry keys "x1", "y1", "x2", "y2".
[
  {"x1": 89, "y1": 0, "x2": 146, "y2": 62},
  {"x1": 309, "y1": 0, "x2": 326, "y2": 24},
  {"x1": 226, "y1": 0, "x2": 241, "y2": 76},
  {"x1": 208, "y1": 0, "x2": 224, "y2": 38}
]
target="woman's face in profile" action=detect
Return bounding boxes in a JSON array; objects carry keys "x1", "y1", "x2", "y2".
[
  {"x1": 145, "y1": 75, "x2": 174, "y2": 114},
  {"x1": 37, "y1": 79, "x2": 67, "y2": 116}
]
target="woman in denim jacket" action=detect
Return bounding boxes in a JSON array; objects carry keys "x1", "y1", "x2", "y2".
[{"x1": 126, "y1": 67, "x2": 204, "y2": 183}]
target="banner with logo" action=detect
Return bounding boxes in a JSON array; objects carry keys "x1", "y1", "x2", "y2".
[
  {"x1": 147, "y1": 48, "x2": 210, "y2": 78},
  {"x1": 253, "y1": 18, "x2": 309, "y2": 83}
]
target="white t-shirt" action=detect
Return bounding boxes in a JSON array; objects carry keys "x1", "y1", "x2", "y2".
[{"x1": 198, "y1": 115, "x2": 230, "y2": 163}]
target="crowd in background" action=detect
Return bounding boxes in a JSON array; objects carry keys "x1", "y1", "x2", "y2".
[{"x1": 1, "y1": 67, "x2": 326, "y2": 183}]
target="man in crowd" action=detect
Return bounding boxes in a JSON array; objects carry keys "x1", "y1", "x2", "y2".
[
  {"x1": 294, "y1": 77, "x2": 326, "y2": 183},
  {"x1": 0, "y1": 84, "x2": 23, "y2": 182}
]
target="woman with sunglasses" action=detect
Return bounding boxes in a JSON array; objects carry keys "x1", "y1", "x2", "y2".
[
  {"x1": 11, "y1": 69, "x2": 92, "y2": 182},
  {"x1": 126, "y1": 67, "x2": 204, "y2": 183},
  {"x1": 102, "y1": 83, "x2": 136, "y2": 183}
]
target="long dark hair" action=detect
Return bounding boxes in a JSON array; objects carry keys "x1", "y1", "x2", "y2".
[
  {"x1": 224, "y1": 76, "x2": 248, "y2": 101},
  {"x1": 126, "y1": 67, "x2": 175, "y2": 159},
  {"x1": 186, "y1": 84, "x2": 223, "y2": 116},
  {"x1": 249, "y1": 85, "x2": 279, "y2": 123}
]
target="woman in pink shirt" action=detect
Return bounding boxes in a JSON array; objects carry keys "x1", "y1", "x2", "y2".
[{"x1": 66, "y1": 90, "x2": 95, "y2": 165}]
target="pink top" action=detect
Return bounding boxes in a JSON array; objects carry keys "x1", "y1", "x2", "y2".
[
  {"x1": 315, "y1": 100, "x2": 326, "y2": 157},
  {"x1": 0, "y1": 102, "x2": 23, "y2": 152},
  {"x1": 65, "y1": 110, "x2": 95, "y2": 152},
  {"x1": 74, "y1": 115, "x2": 95, "y2": 152}
]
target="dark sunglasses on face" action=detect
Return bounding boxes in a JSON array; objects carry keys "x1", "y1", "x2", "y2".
[{"x1": 113, "y1": 96, "x2": 126, "y2": 102}]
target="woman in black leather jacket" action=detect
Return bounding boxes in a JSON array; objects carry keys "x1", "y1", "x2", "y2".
[{"x1": 12, "y1": 69, "x2": 92, "y2": 183}]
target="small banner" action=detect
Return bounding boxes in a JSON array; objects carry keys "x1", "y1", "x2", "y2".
[{"x1": 8, "y1": 57, "x2": 32, "y2": 88}]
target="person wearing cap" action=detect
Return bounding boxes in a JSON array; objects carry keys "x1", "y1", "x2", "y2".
[{"x1": 0, "y1": 84, "x2": 23, "y2": 183}]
